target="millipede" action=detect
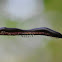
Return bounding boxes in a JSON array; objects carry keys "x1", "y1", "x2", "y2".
[{"x1": 0, "y1": 27, "x2": 62, "y2": 38}]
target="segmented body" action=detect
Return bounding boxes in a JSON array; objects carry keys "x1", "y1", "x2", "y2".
[{"x1": 0, "y1": 27, "x2": 62, "y2": 38}]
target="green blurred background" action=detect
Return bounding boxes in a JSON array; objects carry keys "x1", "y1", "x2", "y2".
[{"x1": 0, "y1": 0, "x2": 62, "y2": 62}]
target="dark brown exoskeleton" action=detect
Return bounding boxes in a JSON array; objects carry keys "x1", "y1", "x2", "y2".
[{"x1": 0, "y1": 27, "x2": 62, "y2": 38}]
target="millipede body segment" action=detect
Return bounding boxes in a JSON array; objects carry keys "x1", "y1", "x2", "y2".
[{"x1": 0, "y1": 27, "x2": 62, "y2": 38}]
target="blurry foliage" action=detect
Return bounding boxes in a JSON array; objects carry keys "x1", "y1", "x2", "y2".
[
  {"x1": 0, "y1": 0, "x2": 7, "y2": 4},
  {"x1": 44, "y1": 0, "x2": 62, "y2": 12},
  {"x1": 43, "y1": 0, "x2": 62, "y2": 62},
  {"x1": 47, "y1": 39, "x2": 62, "y2": 62},
  {"x1": 5, "y1": 19, "x2": 18, "y2": 28},
  {"x1": 44, "y1": 0, "x2": 62, "y2": 30}
]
